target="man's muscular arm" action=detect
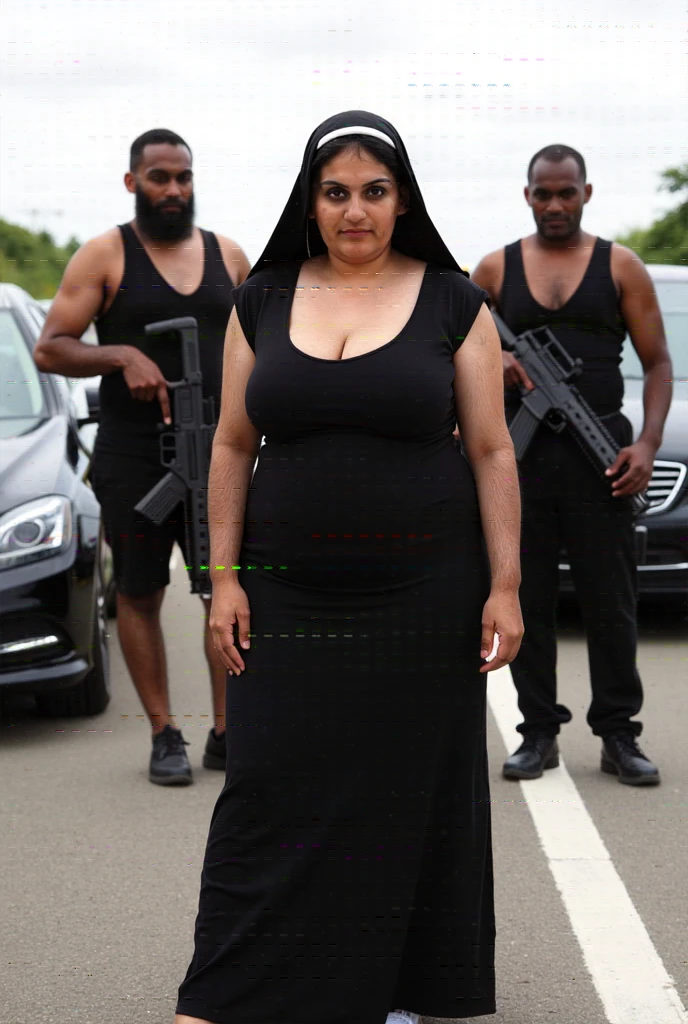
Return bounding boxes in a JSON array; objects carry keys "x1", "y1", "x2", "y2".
[
  {"x1": 605, "y1": 245, "x2": 673, "y2": 497},
  {"x1": 33, "y1": 232, "x2": 172, "y2": 423},
  {"x1": 472, "y1": 250, "x2": 534, "y2": 392}
]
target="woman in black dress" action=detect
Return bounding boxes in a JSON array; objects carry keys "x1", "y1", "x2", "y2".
[{"x1": 175, "y1": 111, "x2": 523, "y2": 1024}]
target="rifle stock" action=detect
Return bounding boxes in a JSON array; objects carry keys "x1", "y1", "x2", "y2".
[{"x1": 134, "y1": 470, "x2": 186, "y2": 525}]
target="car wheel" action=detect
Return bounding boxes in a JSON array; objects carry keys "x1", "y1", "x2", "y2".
[{"x1": 36, "y1": 563, "x2": 111, "y2": 718}]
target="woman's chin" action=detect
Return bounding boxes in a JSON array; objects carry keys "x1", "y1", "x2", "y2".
[{"x1": 326, "y1": 238, "x2": 390, "y2": 264}]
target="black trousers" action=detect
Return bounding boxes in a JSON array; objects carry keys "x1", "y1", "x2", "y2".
[{"x1": 510, "y1": 414, "x2": 644, "y2": 739}]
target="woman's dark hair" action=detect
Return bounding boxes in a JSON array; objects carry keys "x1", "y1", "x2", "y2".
[{"x1": 310, "y1": 135, "x2": 411, "y2": 201}]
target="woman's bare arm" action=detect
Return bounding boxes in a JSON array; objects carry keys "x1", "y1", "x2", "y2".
[
  {"x1": 207, "y1": 308, "x2": 261, "y2": 672},
  {"x1": 209, "y1": 308, "x2": 260, "y2": 579},
  {"x1": 453, "y1": 302, "x2": 523, "y2": 670}
]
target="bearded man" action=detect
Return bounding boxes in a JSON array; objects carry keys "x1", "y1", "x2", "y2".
[{"x1": 35, "y1": 129, "x2": 250, "y2": 785}]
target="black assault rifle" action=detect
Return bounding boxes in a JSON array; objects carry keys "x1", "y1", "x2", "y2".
[
  {"x1": 134, "y1": 317, "x2": 216, "y2": 595},
  {"x1": 492, "y1": 311, "x2": 650, "y2": 517}
]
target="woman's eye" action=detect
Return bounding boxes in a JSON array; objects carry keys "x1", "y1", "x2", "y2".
[{"x1": 368, "y1": 187, "x2": 386, "y2": 198}]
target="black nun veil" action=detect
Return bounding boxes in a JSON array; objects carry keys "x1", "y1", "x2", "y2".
[{"x1": 249, "y1": 109, "x2": 468, "y2": 278}]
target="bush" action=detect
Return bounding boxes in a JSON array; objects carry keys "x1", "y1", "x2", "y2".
[
  {"x1": 0, "y1": 219, "x2": 81, "y2": 298},
  {"x1": 616, "y1": 164, "x2": 688, "y2": 266}
]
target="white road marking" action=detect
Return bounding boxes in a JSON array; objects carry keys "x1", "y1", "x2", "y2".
[
  {"x1": 487, "y1": 666, "x2": 688, "y2": 1024},
  {"x1": 169, "y1": 547, "x2": 179, "y2": 571}
]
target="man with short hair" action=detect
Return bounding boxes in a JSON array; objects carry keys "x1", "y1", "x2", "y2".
[
  {"x1": 35, "y1": 129, "x2": 250, "y2": 785},
  {"x1": 472, "y1": 144, "x2": 672, "y2": 785}
]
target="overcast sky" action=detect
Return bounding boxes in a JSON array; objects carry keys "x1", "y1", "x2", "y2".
[{"x1": 1, "y1": 0, "x2": 686, "y2": 271}]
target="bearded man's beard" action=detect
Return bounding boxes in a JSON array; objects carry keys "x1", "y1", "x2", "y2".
[{"x1": 135, "y1": 187, "x2": 195, "y2": 242}]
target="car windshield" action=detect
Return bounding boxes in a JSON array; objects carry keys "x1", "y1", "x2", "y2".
[
  {"x1": 621, "y1": 279, "x2": 688, "y2": 379},
  {"x1": 0, "y1": 310, "x2": 47, "y2": 439}
]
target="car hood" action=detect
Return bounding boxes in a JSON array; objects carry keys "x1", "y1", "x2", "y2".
[
  {"x1": 622, "y1": 379, "x2": 688, "y2": 463},
  {"x1": 0, "y1": 417, "x2": 76, "y2": 516}
]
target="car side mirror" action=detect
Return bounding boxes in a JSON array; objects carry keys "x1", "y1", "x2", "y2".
[{"x1": 78, "y1": 383, "x2": 100, "y2": 427}]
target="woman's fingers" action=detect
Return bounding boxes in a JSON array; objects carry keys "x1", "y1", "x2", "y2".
[
  {"x1": 479, "y1": 591, "x2": 524, "y2": 674},
  {"x1": 211, "y1": 619, "x2": 246, "y2": 675},
  {"x1": 214, "y1": 632, "x2": 245, "y2": 674},
  {"x1": 480, "y1": 629, "x2": 497, "y2": 660},
  {"x1": 236, "y1": 605, "x2": 251, "y2": 650},
  {"x1": 208, "y1": 586, "x2": 252, "y2": 674},
  {"x1": 479, "y1": 633, "x2": 518, "y2": 673}
]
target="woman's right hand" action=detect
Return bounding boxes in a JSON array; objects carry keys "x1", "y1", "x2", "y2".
[{"x1": 209, "y1": 579, "x2": 252, "y2": 675}]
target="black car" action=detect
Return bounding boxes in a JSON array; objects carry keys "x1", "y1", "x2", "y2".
[
  {"x1": 0, "y1": 283, "x2": 110, "y2": 715},
  {"x1": 560, "y1": 264, "x2": 688, "y2": 598}
]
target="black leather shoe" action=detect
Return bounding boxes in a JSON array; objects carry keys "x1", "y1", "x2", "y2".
[
  {"x1": 149, "y1": 725, "x2": 193, "y2": 785},
  {"x1": 601, "y1": 731, "x2": 660, "y2": 786},
  {"x1": 202, "y1": 727, "x2": 226, "y2": 770},
  {"x1": 503, "y1": 733, "x2": 559, "y2": 780}
]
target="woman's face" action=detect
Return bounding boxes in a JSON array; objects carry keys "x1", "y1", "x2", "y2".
[{"x1": 311, "y1": 146, "x2": 407, "y2": 264}]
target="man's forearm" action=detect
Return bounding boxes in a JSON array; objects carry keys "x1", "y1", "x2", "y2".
[
  {"x1": 470, "y1": 445, "x2": 522, "y2": 592},
  {"x1": 639, "y1": 361, "x2": 673, "y2": 449},
  {"x1": 207, "y1": 443, "x2": 256, "y2": 585},
  {"x1": 33, "y1": 335, "x2": 132, "y2": 377}
]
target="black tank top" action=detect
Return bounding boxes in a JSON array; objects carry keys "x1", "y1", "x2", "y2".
[
  {"x1": 498, "y1": 237, "x2": 627, "y2": 416},
  {"x1": 94, "y1": 223, "x2": 235, "y2": 458}
]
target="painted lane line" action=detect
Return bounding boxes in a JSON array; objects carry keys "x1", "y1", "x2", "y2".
[
  {"x1": 487, "y1": 666, "x2": 687, "y2": 1024},
  {"x1": 169, "y1": 547, "x2": 179, "y2": 571}
]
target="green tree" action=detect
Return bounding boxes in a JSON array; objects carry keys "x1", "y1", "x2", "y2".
[
  {"x1": 616, "y1": 163, "x2": 688, "y2": 265},
  {"x1": 0, "y1": 218, "x2": 81, "y2": 298}
]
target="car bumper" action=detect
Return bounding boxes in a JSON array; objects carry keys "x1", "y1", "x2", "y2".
[
  {"x1": 0, "y1": 654, "x2": 90, "y2": 690},
  {"x1": 0, "y1": 535, "x2": 95, "y2": 692},
  {"x1": 559, "y1": 501, "x2": 688, "y2": 597},
  {"x1": 559, "y1": 561, "x2": 688, "y2": 596}
]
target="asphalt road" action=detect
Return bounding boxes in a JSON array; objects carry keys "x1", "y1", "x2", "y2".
[{"x1": 1, "y1": 562, "x2": 686, "y2": 1024}]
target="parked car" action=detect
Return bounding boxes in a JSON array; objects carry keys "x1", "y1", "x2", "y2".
[
  {"x1": 559, "y1": 264, "x2": 688, "y2": 598},
  {"x1": 34, "y1": 296, "x2": 116, "y2": 615},
  {"x1": 0, "y1": 282, "x2": 110, "y2": 715}
]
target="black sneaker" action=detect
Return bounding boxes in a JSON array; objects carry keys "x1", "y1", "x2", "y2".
[
  {"x1": 502, "y1": 732, "x2": 559, "y2": 780},
  {"x1": 601, "y1": 731, "x2": 660, "y2": 786},
  {"x1": 203, "y1": 727, "x2": 226, "y2": 770},
  {"x1": 149, "y1": 725, "x2": 193, "y2": 785}
]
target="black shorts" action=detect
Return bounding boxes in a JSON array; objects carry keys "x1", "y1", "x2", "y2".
[{"x1": 90, "y1": 451, "x2": 190, "y2": 598}]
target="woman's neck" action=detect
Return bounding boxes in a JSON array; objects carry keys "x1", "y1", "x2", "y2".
[{"x1": 313, "y1": 249, "x2": 418, "y2": 285}]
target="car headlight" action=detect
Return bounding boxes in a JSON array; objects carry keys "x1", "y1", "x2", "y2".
[{"x1": 0, "y1": 496, "x2": 73, "y2": 570}]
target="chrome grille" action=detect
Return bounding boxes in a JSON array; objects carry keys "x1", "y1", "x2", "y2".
[{"x1": 644, "y1": 460, "x2": 687, "y2": 515}]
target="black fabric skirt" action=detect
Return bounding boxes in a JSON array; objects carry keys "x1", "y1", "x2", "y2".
[{"x1": 176, "y1": 549, "x2": 496, "y2": 1024}]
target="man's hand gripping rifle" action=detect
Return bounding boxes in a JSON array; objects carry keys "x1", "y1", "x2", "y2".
[
  {"x1": 492, "y1": 311, "x2": 649, "y2": 517},
  {"x1": 134, "y1": 317, "x2": 216, "y2": 595}
]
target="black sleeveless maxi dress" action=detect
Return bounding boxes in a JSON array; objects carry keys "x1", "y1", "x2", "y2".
[{"x1": 176, "y1": 262, "x2": 496, "y2": 1024}]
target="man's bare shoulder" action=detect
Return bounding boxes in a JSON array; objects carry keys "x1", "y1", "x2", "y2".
[
  {"x1": 73, "y1": 226, "x2": 124, "y2": 267},
  {"x1": 471, "y1": 247, "x2": 506, "y2": 296},
  {"x1": 611, "y1": 241, "x2": 644, "y2": 267},
  {"x1": 610, "y1": 241, "x2": 654, "y2": 287},
  {"x1": 473, "y1": 248, "x2": 505, "y2": 272},
  {"x1": 214, "y1": 234, "x2": 251, "y2": 285}
]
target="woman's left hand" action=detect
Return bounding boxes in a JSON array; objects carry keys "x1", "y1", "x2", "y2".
[{"x1": 479, "y1": 589, "x2": 524, "y2": 674}]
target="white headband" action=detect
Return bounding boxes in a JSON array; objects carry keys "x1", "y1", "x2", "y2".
[{"x1": 316, "y1": 125, "x2": 396, "y2": 151}]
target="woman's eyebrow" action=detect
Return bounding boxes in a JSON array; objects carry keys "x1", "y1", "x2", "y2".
[{"x1": 319, "y1": 177, "x2": 393, "y2": 187}]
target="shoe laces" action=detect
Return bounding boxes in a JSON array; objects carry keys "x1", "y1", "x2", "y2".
[
  {"x1": 610, "y1": 730, "x2": 646, "y2": 758},
  {"x1": 158, "y1": 726, "x2": 189, "y2": 753}
]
